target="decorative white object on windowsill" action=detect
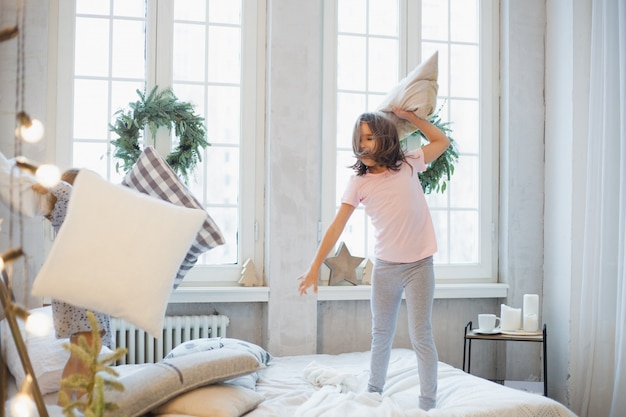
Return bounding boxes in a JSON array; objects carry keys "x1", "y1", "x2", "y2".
[
  {"x1": 238, "y1": 258, "x2": 259, "y2": 287},
  {"x1": 361, "y1": 259, "x2": 373, "y2": 285}
]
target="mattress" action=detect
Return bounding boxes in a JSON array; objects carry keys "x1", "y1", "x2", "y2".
[{"x1": 246, "y1": 348, "x2": 577, "y2": 417}]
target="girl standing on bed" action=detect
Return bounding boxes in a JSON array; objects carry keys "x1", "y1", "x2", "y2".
[
  {"x1": 297, "y1": 106, "x2": 449, "y2": 411},
  {"x1": 33, "y1": 169, "x2": 112, "y2": 404}
]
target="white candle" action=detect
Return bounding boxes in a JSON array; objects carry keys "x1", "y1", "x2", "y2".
[
  {"x1": 524, "y1": 314, "x2": 538, "y2": 332},
  {"x1": 523, "y1": 294, "x2": 539, "y2": 316},
  {"x1": 501, "y1": 304, "x2": 522, "y2": 331},
  {"x1": 523, "y1": 294, "x2": 539, "y2": 332}
]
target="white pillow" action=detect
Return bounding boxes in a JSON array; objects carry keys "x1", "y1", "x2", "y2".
[
  {"x1": 0, "y1": 306, "x2": 112, "y2": 395},
  {"x1": 0, "y1": 151, "x2": 45, "y2": 217},
  {"x1": 31, "y1": 170, "x2": 207, "y2": 337},
  {"x1": 153, "y1": 383, "x2": 264, "y2": 417},
  {"x1": 376, "y1": 51, "x2": 439, "y2": 138}
]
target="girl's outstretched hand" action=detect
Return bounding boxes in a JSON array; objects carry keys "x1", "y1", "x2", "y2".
[{"x1": 297, "y1": 269, "x2": 319, "y2": 295}]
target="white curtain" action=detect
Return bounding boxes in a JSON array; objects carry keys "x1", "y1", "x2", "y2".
[{"x1": 570, "y1": 0, "x2": 626, "y2": 416}]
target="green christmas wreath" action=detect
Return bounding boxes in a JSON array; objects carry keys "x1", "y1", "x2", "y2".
[
  {"x1": 402, "y1": 106, "x2": 459, "y2": 194},
  {"x1": 110, "y1": 86, "x2": 209, "y2": 183}
]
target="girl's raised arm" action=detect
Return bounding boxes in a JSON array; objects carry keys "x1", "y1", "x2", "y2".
[{"x1": 298, "y1": 203, "x2": 356, "y2": 294}]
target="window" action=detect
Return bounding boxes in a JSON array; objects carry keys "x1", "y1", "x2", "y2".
[
  {"x1": 322, "y1": 0, "x2": 498, "y2": 282},
  {"x1": 52, "y1": 0, "x2": 264, "y2": 284}
]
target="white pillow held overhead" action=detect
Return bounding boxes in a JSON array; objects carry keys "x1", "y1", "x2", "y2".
[
  {"x1": 31, "y1": 170, "x2": 207, "y2": 337},
  {"x1": 376, "y1": 51, "x2": 439, "y2": 139}
]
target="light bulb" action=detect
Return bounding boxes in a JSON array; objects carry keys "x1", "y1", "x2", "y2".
[
  {"x1": 10, "y1": 393, "x2": 36, "y2": 417},
  {"x1": 25, "y1": 311, "x2": 52, "y2": 337},
  {"x1": 19, "y1": 118, "x2": 45, "y2": 143},
  {"x1": 35, "y1": 164, "x2": 61, "y2": 188}
]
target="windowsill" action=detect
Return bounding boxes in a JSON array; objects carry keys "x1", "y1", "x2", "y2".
[
  {"x1": 169, "y1": 285, "x2": 270, "y2": 303},
  {"x1": 317, "y1": 282, "x2": 508, "y2": 300},
  {"x1": 168, "y1": 283, "x2": 508, "y2": 303}
]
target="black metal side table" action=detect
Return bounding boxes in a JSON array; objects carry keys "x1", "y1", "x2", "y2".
[{"x1": 462, "y1": 321, "x2": 548, "y2": 396}]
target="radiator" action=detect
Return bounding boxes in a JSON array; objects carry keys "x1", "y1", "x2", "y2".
[{"x1": 109, "y1": 315, "x2": 230, "y2": 365}]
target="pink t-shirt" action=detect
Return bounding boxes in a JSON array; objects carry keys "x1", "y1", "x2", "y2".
[{"x1": 341, "y1": 148, "x2": 437, "y2": 263}]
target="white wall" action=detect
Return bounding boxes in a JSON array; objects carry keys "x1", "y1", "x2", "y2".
[
  {"x1": 544, "y1": 0, "x2": 591, "y2": 406},
  {"x1": 0, "y1": 0, "x2": 50, "y2": 310},
  {"x1": 499, "y1": 0, "x2": 546, "y2": 382}
]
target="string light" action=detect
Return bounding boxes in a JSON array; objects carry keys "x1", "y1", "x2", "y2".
[
  {"x1": 14, "y1": 157, "x2": 61, "y2": 188},
  {"x1": 9, "y1": 392, "x2": 35, "y2": 417},
  {"x1": 25, "y1": 311, "x2": 52, "y2": 337},
  {"x1": 35, "y1": 164, "x2": 61, "y2": 188},
  {"x1": 15, "y1": 111, "x2": 44, "y2": 143},
  {"x1": 10, "y1": 375, "x2": 37, "y2": 417}
]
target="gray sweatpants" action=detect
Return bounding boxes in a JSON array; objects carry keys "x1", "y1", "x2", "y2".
[{"x1": 367, "y1": 256, "x2": 438, "y2": 411}]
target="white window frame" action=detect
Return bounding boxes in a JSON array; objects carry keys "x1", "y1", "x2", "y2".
[
  {"x1": 321, "y1": 0, "x2": 499, "y2": 283},
  {"x1": 48, "y1": 0, "x2": 266, "y2": 285}
]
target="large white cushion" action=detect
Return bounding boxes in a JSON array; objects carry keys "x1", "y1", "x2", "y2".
[
  {"x1": 31, "y1": 170, "x2": 207, "y2": 337},
  {"x1": 376, "y1": 51, "x2": 439, "y2": 138},
  {"x1": 153, "y1": 383, "x2": 264, "y2": 417}
]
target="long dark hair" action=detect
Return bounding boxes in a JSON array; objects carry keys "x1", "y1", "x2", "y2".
[{"x1": 350, "y1": 112, "x2": 407, "y2": 176}]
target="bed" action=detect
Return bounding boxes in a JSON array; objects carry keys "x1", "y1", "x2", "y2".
[{"x1": 2, "y1": 325, "x2": 577, "y2": 417}]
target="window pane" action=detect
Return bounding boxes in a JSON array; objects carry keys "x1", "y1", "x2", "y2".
[
  {"x1": 111, "y1": 81, "x2": 146, "y2": 118},
  {"x1": 200, "y1": 207, "x2": 238, "y2": 264},
  {"x1": 421, "y1": 0, "x2": 448, "y2": 41},
  {"x1": 431, "y1": 210, "x2": 450, "y2": 263},
  {"x1": 208, "y1": 26, "x2": 241, "y2": 83},
  {"x1": 337, "y1": 92, "x2": 366, "y2": 149},
  {"x1": 76, "y1": 0, "x2": 110, "y2": 15},
  {"x1": 113, "y1": 0, "x2": 145, "y2": 18},
  {"x1": 73, "y1": 79, "x2": 109, "y2": 140},
  {"x1": 450, "y1": 210, "x2": 479, "y2": 263},
  {"x1": 72, "y1": 142, "x2": 124, "y2": 184},
  {"x1": 174, "y1": 0, "x2": 206, "y2": 22},
  {"x1": 368, "y1": 37, "x2": 398, "y2": 93},
  {"x1": 449, "y1": 99, "x2": 479, "y2": 154},
  {"x1": 206, "y1": 85, "x2": 240, "y2": 146},
  {"x1": 369, "y1": 0, "x2": 398, "y2": 37},
  {"x1": 111, "y1": 19, "x2": 146, "y2": 79},
  {"x1": 425, "y1": 188, "x2": 448, "y2": 209},
  {"x1": 450, "y1": 44, "x2": 478, "y2": 98},
  {"x1": 341, "y1": 209, "x2": 367, "y2": 258},
  {"x1": 172, "y1": 84, "x2": 206, "y2": 115},
  {"x1": 174, "y1": 23, "x2": 206, "y2": 82},
  {"x1": 337, "y1": 35, "x2": 366, "y2": 91},
  {"x1": 450, "y1": 0, "x2": 477, "y2": 42},
  {"x1": 450, "y1": 154, "x2": 478, "y2": 209},
  {"x1": 338, "y1": 0, "x2": 366, "y2": 33},
  {"x1": 204, "y1": 147, "x2": 239, "y2": 205},
  {"x1": 336, "y1": 149, "x2": 354, "y2": 202},
  {"x1": 209, "y1": 0, "x2": 241, "y2": 24},
  {"x1": 75, "y1": 17, "x2": 109, "y2": 77}
]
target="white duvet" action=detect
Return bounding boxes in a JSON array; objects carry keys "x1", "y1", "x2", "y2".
[{"x1": 247, "y1": 349, "x2": 577, "y2": 417}]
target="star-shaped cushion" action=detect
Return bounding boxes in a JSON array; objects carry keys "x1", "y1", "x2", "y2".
[{"x1": 324, "y1": 242, "x2": 365, "y2": 286}]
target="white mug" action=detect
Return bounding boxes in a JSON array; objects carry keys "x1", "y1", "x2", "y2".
[{"x1": 478, "y1": 314, "x2": 501, "y2": 331}]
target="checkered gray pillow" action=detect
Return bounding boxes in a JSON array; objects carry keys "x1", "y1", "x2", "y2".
[{"x1": 122, "y1": 146, "x2": 225, "y2": 289}]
